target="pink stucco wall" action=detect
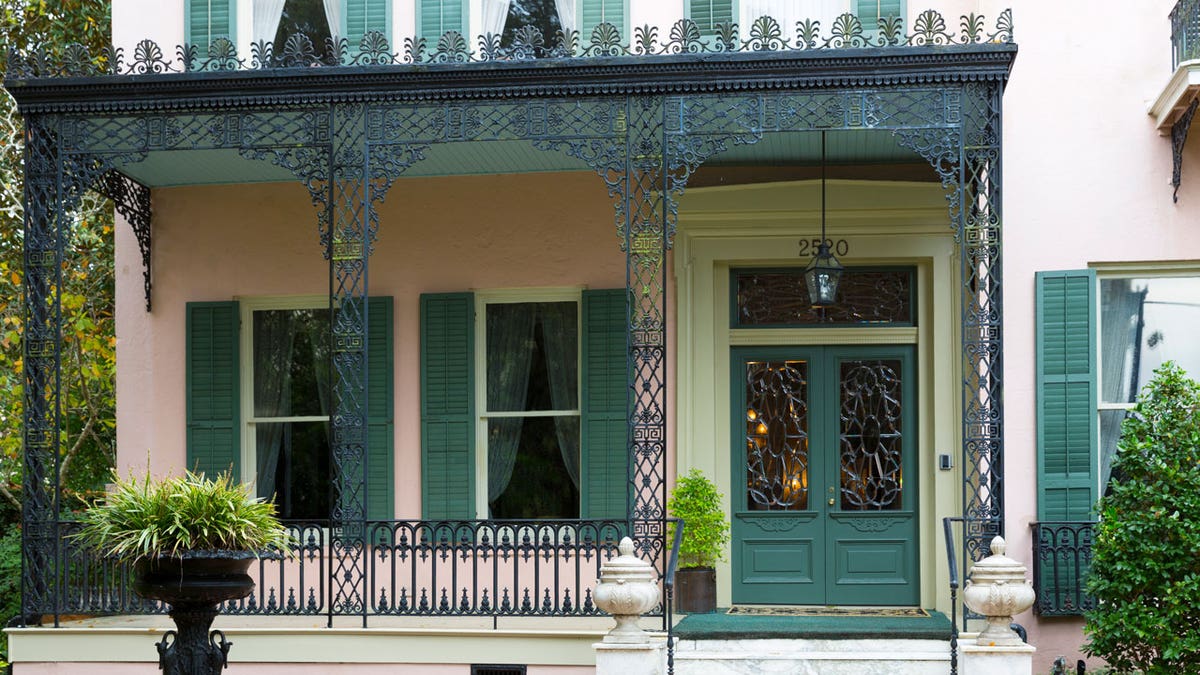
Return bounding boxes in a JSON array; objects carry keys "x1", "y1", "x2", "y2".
[
  {"x1": 116, "y1": 171, "x2": 643, "y2": 518},
  {"x1": 998, "y1": 0, "x2": 1200, "y2": 668}
]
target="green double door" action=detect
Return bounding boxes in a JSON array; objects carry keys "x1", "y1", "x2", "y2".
[{"x1": 731, "y1": 345, "x2": 919, "y2": 606}]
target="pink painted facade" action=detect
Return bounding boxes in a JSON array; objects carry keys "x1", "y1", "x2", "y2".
[{"x1": 9, "y1": 0, "x2": 1200, "y2": 672}]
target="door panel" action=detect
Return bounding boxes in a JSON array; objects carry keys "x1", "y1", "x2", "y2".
[{"x1": 731, "y1": 346, "x2": 918, "y2": 606}]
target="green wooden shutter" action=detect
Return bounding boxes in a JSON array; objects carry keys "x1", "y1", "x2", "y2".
[
  {"x1": 578, "y1": 0, "x2": 626, "y2": 42},
  {"x1": 186, "y1": 301, "x2": 240, "y2": 480},
  {"x1": 1036, "y1": 270, "x2": 1098, "y2": 522},
  {"x1": 186, "y1": 0, "x2": 236, "y2": 47},
  {"x1": 581, "y1": 289, "x2": 628, "y2": 520},
  {"x1": 345, "y1": 0, "x2": 390, "y2": 48},
  {"x1": 366, "y1": 296, "x2": 395, "y2": 521},
  {"x1": 687, "y1": 0, "x2": 733, "y2": 35},
  {"x1": 855, "y1": 0, "x2": 904, "y2": 29},
  {"x1": 420, "y1": 293, "x2": 475, "y2": 519},
  {"x1": 418, "y1": 0, "x2": 466, "y2": 44}
]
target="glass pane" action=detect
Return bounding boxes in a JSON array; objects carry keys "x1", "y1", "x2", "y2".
[
  {"x1": 735, "y1": 268, "x2": 913, "y2": 327},
  {"x1": 253, "y1": 308, "x2": 330, "y2": 417},
  {"x1": 274, "y1": 0, "x2": 332, "y2": 47},
  {"x1": 486, "y1": 302, "x2": 578, "y2": 412},
  {"x1": 500, "y1": 0, "x2": 562, "y2": 50},
  {"x1": 1099, "y1": 409, "x2": 1130, "y2": 498},
  {"x1": 256, "y1": 421, "x2": 331, "y2": 520},
  {"x1": 839, "y1": 359, "x2": 903, "y2": 511},
  {"x1": 745, "y1": 360, "x2": 809, "y2": 511},
  {"x1": 488, "y1": 416, "x2": 580, "y2": 519},
  {"x1": 1101, "y1": 277, "x2": 1200, "y2": 404}
]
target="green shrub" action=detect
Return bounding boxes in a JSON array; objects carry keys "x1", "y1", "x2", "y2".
[
  {"x1": 74, "y1": 470, "x2": 291, "y2": 563},
  {"x1": 667, "y1": 469, "x2": 730, "y2": 569},
  {"x1": 1084, "y1": 362, "x2": 1200, "y2": 674},
  {"x1": 0, "y1": 525, "x2": 20, "y2": 662}
]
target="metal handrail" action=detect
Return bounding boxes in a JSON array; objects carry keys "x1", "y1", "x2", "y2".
[
  {"x1": 942, "y1": 517, "x2": 961, "y2": 675},
  {"x1": 663, "y1": 517, "x2": 685, "y2": 675}
]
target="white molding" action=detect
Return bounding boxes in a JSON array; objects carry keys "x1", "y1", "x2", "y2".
[{"x1": 1149, "y1": 60, "x2": 1200, "y2": 133}]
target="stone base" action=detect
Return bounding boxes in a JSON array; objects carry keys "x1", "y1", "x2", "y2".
[
  {"x1": 674, "y1": 638, "x2": 950, "y2": 675},
  {"x1": 958, "y1": 633, "x2": 1035, "y2": 675},
  {"x1": 594, "y1": 640, "x2": 666, "y2": 675}
]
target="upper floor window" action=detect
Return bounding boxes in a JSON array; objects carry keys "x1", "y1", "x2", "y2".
[
  {"x1": 578, "y1": 0, "x2": 625, "y2": 41},
  {"x1": 187, "y1": 0, "x2": 236, "y2": 47},
  {"x1": 418, "y1": 0, "x2": 467, "y2": 44},
  {"x1": 687, "y1": 0, "x2": 734, "y2": 38}
]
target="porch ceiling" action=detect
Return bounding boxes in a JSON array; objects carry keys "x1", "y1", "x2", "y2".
[{"x1": 117, "y1": 129, "x2": 920, "y2": 188}]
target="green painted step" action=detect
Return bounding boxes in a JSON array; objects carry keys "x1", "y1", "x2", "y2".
[{"x1": 673, "y1": 609, "x2": 953, "y2": 641}]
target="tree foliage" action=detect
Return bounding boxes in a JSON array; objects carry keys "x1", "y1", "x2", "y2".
[
  {"x1": 1084, "y1": 362, "x2": 1200, "y2": 674},
  {"x1": 0, "y1": 0, "x2": 115, "y2": 521}
]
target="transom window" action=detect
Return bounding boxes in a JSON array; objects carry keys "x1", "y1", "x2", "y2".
[{"x1": 478, "y1": 295, "x2": 581, "y2": 519}]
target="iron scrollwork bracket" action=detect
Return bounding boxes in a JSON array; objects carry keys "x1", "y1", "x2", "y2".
[
  {"x1": 95, "y1": 171, "x2": 153, "y2": 310},
  {"x1": 1172, "y1": 98, "x2": 1199, "y2": 203}
]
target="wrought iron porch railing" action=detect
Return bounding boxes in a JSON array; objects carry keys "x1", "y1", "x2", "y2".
[
  {"x1": 54, "y1": 519, "x2": 635, "y2": 622},
  {"x1": 1031, "y1": 521, "x2": 1096, "y2": 617},
  {"x1": 4, "y1": 9, "x2": 1014, "y2": 79},
  {"x1": 1173, "y1": 0, "x2": 1200, "y2": 69}
]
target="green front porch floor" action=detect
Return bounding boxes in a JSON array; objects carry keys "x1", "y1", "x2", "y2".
[{"x1": 673, "y1": 609, "x2": 953, "y2": 641}]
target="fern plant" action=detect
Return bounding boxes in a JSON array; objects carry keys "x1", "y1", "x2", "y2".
[{"x1": 74, "y1": 470, "x2": 292, "y2": 563}]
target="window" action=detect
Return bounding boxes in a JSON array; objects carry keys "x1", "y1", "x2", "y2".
[
  {"x1": 1097, "y1": 275, "x2": 1200, "y2": 494},
  {"x1": 186, "y1": 297, "x2": 394, "y2": 522},
  {"x1": 244, "y1": 300, "x2": 332, "y2": 520},
  {"x1": 686, "y1": 0, "x2": 733, "y2": 39},
  {"x1": 420, "y1": 289, "x2": 627, "y2": 521},
  {"x1": 1036, "y1": 269, "x2": 1200, "y2": 522},
  {"x1": 241, "y1": 0, "x2": 390, "y2": 54},
  {"x1": 418, "y1": 0, "x2": 468, "y2": 44},
  {"x1": 854, "y1": 0, "x2": 904, "y2": 33},
  {"x1": 187, "y1": 0, "x2": 236, "y2": 48},
  {"x1": 577, "y1": 0, "x2": 626, "y2": 42},
  {"x1": 480, "y1": 297, "x2": 580, "y2": 518}
]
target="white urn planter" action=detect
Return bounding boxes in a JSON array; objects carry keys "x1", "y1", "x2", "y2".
[
  {"x1": 962, "y1": 536, "x2": 1037, "y2": 646},
  {"x1": 593, "y1": 537, "x2": 660, "y2": 644}
]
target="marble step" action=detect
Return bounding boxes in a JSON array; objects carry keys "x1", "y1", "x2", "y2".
[{"x1": 672, "y1": 637, "x2": 952, "y2": 675}]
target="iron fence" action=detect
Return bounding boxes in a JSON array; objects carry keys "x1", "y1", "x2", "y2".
[
  {"x1": 1031, "y1": 521, "x2": 1096, "y2": 616},
  {"x1": 52, "y1": 519, "x2": 633, "y2": 624},
  {"x1": 1172, "y1": 0, "x2": 1200, "y2": 68}
]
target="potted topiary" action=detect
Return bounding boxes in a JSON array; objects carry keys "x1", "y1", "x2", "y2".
[
  {"x1": 667, "y1": 469, "x2": 730, "y2": 614},
  {"x1": 75, "y1": 470, "x2": 291, "y2": 675}
]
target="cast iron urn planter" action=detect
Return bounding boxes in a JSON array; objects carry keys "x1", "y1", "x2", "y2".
[
  {"x1": 132, "y1": 550, "x2": 257, "y2": 675},
  {"x1": 674, "y1": 566, "x2": 716, "y2": 614}
]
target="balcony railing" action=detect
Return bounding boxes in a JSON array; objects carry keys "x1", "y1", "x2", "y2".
[
  {"x1": 53, "y1": 518, "x2": 631, "y2": 623},
  {"x1": 1031, "y1": 521, "x2": 1096, "y2": 617},
  {"x1": 1173, "y1": 0, "x2": 1200, "y2": 69},
  {"x1": 5, "y1": 9, "x2": 1014, "y2": 80}
]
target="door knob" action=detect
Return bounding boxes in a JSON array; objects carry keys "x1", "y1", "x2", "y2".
[{"x1": 828, "y1": 498, "x2": 835, "y2": 506}]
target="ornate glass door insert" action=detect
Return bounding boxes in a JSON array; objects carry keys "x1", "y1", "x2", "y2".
[
  {"x1": 838, "y1": 359, "x2": 904, "y2": 511},
  {"x1": 745, "y1": 360, "x2": 809, "y2": 511}
]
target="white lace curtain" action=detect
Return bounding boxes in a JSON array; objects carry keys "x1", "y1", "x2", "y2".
[
  {"x1": 252, "y1": 0, "x2": 287, "y2": 44},
  {"x1": 323, "y1": 0, "x2": 345, "y2": 41},
  {"x1": 482, "y1": 0, "x2": 513, "y2": 37},
  {"x1": 554, "y1": 0, "x2": 577, "y2": 35}
]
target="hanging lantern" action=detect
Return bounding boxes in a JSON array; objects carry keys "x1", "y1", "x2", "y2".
[
  {"x1": 805, "y1": 241, "x2": 844, "y2": 307},
  {"x1": 804, "y1": 132, "x2": 844, "y2": 307}
]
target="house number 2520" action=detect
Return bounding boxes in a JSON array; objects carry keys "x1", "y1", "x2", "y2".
[{"x1": 797, "y1": 238, "x2": 850, "y2": 257}]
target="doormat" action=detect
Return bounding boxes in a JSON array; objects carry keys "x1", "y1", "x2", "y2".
[{"x1": 726, "y1": 606, "x2": 929, "y2": 618}]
